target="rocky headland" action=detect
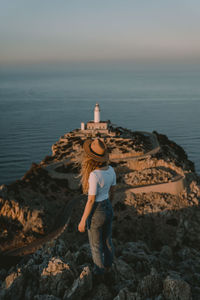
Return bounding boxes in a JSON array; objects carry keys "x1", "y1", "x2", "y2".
[{"x1": 0, "y1": 125, "x2": 200, "y2": 300}]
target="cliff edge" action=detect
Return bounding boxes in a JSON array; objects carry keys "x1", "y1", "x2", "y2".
[{"x1": 0, "y1": 126, "x2": 200, "y2": 300}]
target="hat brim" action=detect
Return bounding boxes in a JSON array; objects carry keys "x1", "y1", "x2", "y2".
[{"x1": 83, "y1": 139, "x2": 109, "y2": 162}]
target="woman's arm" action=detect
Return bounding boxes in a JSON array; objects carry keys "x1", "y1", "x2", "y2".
[
  {"x1": 78, "y1": 195, "x2": 96, "y2": 232},
  {"x1": 109, "y1": 185, "x2": 115, "y2": 202}
]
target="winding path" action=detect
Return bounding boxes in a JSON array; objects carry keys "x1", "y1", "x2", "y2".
[
  {"x1": 1, "y1": 131, "x2": 186, "y2": 258},
  {"x1": 46, "y1": 132, "x2": 186, "y2": 195}
]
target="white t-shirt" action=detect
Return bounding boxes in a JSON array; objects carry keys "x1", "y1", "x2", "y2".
[{"x1": 88, "y1": 166, "x2": 116, "y2": 202}]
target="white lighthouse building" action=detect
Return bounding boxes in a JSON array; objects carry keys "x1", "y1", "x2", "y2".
[
  {"x1": 94, "y1": 103, "x2": 100, "y2": 123},
  {"x1": 81, "y1": 103, "x2": 111, "y2": 133}
]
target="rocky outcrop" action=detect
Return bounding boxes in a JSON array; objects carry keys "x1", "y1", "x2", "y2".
[
  {"x1": 163, "y1": 275, "x2": 191, "y2": 300},
  {"x1": 0, "y1": 126, "x2": 200, "y2": 299},
  {"x1": 1, "y1": 236, "x2": 200, "y2": 299},
  {"x1": 0, "y1": 163, "x2": 78, "y2": 254}
]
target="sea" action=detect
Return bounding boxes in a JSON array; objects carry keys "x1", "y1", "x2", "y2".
[{"x1": 0, "y1": 62, "x2": 200, "y2": 185}]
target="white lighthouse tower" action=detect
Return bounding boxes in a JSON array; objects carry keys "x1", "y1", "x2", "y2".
[
  {"x1": 94, "y1": 103, "x2": 100, "y2": 123},
  {"x1": 81, "y1": 103, "x2": 112, "y2": 133}
]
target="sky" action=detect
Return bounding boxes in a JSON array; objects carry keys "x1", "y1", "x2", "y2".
[{"x1": 0, "y1": 0, "x2": 200, "y2": 65}]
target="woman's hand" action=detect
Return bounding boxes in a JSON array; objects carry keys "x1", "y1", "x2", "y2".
[
  {"x1": 78, "y1": 195, "x2": 95, "y2": 233},
  {"x1": 78, "y1": 219, "x2": 86, "y2": 233}
]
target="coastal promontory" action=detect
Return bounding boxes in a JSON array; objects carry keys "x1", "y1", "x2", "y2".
[{"x1": 0, "y1": 120, "x2": 200, "y2": 299}]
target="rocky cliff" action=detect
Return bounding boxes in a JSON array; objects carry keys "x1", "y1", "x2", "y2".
[{"x1": 0, "y1": 126, "x2": 200, "y2": 300}]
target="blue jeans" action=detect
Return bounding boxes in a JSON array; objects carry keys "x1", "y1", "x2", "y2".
[{"x1": 87, "y1": 199, "x2": 114, "y2": 275}]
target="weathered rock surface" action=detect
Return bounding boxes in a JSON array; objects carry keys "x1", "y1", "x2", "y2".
[
  {"x1": 1, "y1": 126, "x2": 200, "y2": 299},
  {"x1": 39, "y1": 257, "x2": 76, "y2": 297},
  {"x1": 163, "y1": 275, "x2": 192, "y2": 300},
  {"x1": 63, "y1": 266, "x2": 92, "y2": 300}
]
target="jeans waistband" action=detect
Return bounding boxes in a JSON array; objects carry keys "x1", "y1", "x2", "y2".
[
  {"x1": 93, "y1": 199, "x2": 112, "y2": 211},
  {"x1": 95, "y1": 198, "x2": 109, "y2": 203}
]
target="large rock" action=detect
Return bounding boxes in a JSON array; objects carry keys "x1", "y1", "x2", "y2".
[
  {"x1": 0, "y1": 166, "x2": 71, "y2": 254},
  {"x1": 63, "y1": 266, "x2": 92, "y2": 300},
  {"x1": 163, "y1": 275, "x2": 191, "y2": 300},
  {"x1": 39, "y1": 257, "x2": 76, "y2": 298},
  {"x1": 0, "y1": 269, "x2": 25, "y2": 300},
  {"x1": 137, "y1": 269, "x2": 163, "y2": 299},
  {"x1": 4, "y1": 268, "x2": 21, "y2": 289},
  {"x1": 114, "y1": 259, "x2": 136, "y2": 282},
  {"x1": 88, "y1": 283, "x2": 112, "y2": 300}
]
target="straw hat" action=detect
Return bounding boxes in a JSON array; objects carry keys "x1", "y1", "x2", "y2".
[{"x1": 83, "y1": 138, "x2": 109, "y2": 162}]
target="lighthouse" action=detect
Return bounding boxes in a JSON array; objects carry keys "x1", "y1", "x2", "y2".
[
  {"x1": 94, "y1": 103, "x2": 100, "y2": 123},
  {"x1": 81, "y1": 103, "x2": 112, "y2": 134}
]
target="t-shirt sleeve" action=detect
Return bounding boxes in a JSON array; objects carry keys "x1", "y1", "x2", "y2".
[
  {"x1": 112, "y1": 168, "x2": 116, "y2": 186},
  {"x1": 88, "y1": 172, "x2": 98, "y2": 195}
]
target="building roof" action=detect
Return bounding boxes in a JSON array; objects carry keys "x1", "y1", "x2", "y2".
[{"x1": 87, "y1": 120, "x2": 110, "y2": 124}]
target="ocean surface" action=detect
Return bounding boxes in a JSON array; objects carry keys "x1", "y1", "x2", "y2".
[{"x1": 0, "y1": 62, "x2": 200, "y2": 185}]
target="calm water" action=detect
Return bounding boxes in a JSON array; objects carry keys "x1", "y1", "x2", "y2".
[{"x1": 0, "y1": 63, "x2": 200, "y2": 185}]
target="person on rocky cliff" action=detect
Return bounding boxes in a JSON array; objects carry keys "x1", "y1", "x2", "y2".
[{"x1": 78, "y1": 138, "x2": 116, "y2": 281}]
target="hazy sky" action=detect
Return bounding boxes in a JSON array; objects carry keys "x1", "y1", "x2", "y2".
[{"x1": 1, "y1": 0, "x2": 200, "y2": 65}]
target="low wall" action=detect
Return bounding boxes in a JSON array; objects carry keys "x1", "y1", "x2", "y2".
[
  {"x1": 45, "y1": 131, "x2": 186, "y2": 195},
  {"x1": 110, "y1": 132, "x2": 160, "y2": 161},
  {"x1": 128, "y1": 175, "x2": 186, "y2": 195}
]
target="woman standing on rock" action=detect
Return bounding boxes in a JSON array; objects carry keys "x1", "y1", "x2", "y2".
[{"x1": 78, "y1": 138, "x2": 116, "y2": 278}]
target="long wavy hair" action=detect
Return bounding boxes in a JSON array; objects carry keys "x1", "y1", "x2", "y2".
[{"x1": 80, "y1": 153, "x2": 107, "y2": 194}]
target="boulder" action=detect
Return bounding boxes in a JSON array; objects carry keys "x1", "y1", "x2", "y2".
[
  {"x1": 63, "y1": 266, "x2": 92, "y2": 300},
  {"x1": 163, "y1": 275, "x2": 191, "y2": 300},
  {"x1": 88, "y1": 283, "x2": 112, "y2": 300},
  {"x1": 39, "y1": 257, "x2": 76, "y2": 298},
  {"x1": 4, "y1": 268, "x2": 21, "y2": 289},
  {"x1": 137, "y1": 269, "x2": 163, "y2": 299}
]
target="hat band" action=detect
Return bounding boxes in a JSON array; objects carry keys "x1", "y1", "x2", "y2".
[{"x1": 89, "y1": 144, "x2": 105, "y2": 157}]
